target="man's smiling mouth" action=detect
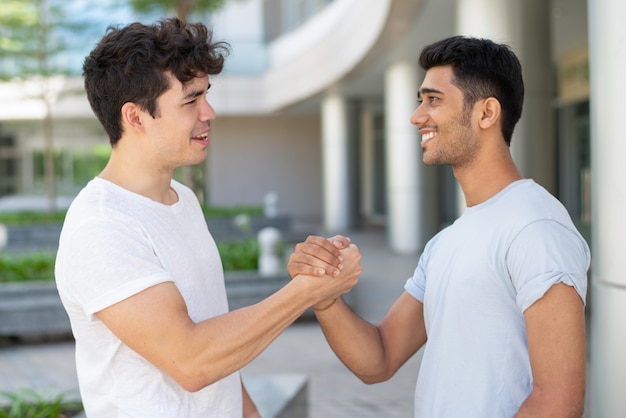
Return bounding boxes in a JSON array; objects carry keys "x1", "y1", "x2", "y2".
[
  {"x1": 421, "y1": 131, "x2": 436, "y2": 145},
  {"x1": 191, "y1": 131, "x2": 209, "y2": 142}
]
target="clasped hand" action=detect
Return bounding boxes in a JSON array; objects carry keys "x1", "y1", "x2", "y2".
[{"x1": 287, "y1": 235, "x2": 362, "y2": 309}]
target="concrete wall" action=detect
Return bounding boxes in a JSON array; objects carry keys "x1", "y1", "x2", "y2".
[{"x1": 209, "y1": 114, "x2": 322, "y2": 226}]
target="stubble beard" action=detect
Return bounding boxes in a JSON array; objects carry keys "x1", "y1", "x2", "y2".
[{"x1": 423, "y1": 106, "x2": 479, "y2": 167}]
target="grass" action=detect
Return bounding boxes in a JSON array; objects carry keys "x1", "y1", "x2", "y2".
[{"x1": 0, "y1": 388, "x2": 83, "y2": 418}]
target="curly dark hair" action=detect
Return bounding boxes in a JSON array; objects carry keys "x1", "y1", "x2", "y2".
[
  {"x1": 83, "y1": 17, "x2": 230, "y2": 145},
  {"x1": 419, "y1": 36, "x2": 524, "y2": 146}
]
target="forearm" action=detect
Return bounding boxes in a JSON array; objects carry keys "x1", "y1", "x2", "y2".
[
  {"x1": 174, "y1": 273, "x2": 356, "y2": 391},
  {"x1": 316, "y1": 291, "x2": 426, "y2": 385},
  {"x1": 515, "y1": 387, "x2": 584, "y2": 418},
  {"x1": 100, "y1": 243, "x2": 361, "y2": 392},
  {"x1": 176, "y1": 281, "x2": 315, "y2": 390},
  {"x1": 315, "y1": 298, "x2": 391, "y2": 383}
]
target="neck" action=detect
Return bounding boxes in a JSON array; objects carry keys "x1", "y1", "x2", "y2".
[
  {"x1": 99, "y1": 149, "x2": 178, "y2": 205},
  {"x1": 454, "y1": 147, "x2": 523, "y2": 207}
]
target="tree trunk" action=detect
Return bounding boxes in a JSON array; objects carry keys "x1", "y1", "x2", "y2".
[
  {"x1": 43, "y1": 99, "x2": 57, "y2": 213},
  {"x1": 176, "y1": 0, "x2": 194, "y2": 21}
]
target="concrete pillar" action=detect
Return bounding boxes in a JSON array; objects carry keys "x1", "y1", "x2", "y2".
[
  {"x1": 456, "y1": 0, "x2": 555, "y2": 199},
  {"x1": 321, "y1": 93, "x2": 352, "y2": 232},
  {"x1": 588, "y1": 0, "x2": 626, "y2": 415},
  {"x1": 384, "y1": 62, "x2": 422, "y2": 253},
  {"x1": 359, "y1": 106, "x2": 376, "y2": 220}
]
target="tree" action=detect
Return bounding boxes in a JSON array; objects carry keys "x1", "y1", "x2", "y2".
[
  {"x1": 0, "y1": 0, "x2": 92, "y2": 212},
  {"x1": 127, "y1": 0, "x2": 229, "y2": 21}
]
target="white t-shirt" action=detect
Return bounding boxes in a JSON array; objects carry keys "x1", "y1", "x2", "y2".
[
  {"x1": 55, "y1": 178, "x2": 241, "y2": 417},
  {"x1": 405, "y1": 179, "x2": 590, "y2": 417}
]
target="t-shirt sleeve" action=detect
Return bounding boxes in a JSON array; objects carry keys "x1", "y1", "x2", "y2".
[
  {"x1": 56, "y1": 216, "x2": 173, "y2": 316},
  {"x1": 507, "y1": 219, "x2": 590, "y2": 313},
  {"x1": 404, "y1": 252, "x2": 428, "y2": 303}
]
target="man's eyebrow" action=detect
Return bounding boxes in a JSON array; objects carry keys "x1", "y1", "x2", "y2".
[
  {"x1": 182, "y1": 83, "x2": 212, "y2": 101},
  {"x1": 418, "y1": 87, "x2": 444, "y2": 98}
]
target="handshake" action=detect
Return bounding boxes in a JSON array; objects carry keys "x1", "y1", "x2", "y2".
[{"x1": 286, "y1": 235, "x2": 362, "y2": 312}]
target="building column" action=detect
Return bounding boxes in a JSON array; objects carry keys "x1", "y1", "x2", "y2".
[
  {"x1": 384, "y1": 62, "x2": 424, "y2": 253},
  {"x1": 321, "y1": 93, "x2": 353, "y2": 232},
  {"x1": 589, "y1": 0, "x2": 626, "y2": 415},
  {"x1": 456, "y1": 0, "x2": 555, "y2": 198},
  {"x1": 20, "y1": 145, "x2": 34, "y2": 194}
]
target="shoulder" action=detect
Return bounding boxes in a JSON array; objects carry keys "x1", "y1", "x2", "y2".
[{"x1": 496, "y1": 180, "x2": 574, "y2": 228}]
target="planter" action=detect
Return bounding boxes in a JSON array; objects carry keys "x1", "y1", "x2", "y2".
[
  {"x1": 0, "y1": 271, "x2": 296, "y2": 340},
  {"x1": 1, "y1": 216, "x2": 296, "y2": 253},
  {"x1": 0, "y1": 281, "x2": 71, "y2": 339}
]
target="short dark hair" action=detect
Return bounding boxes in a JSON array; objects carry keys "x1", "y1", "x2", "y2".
[
  {"x1": 83, "y1": 18, "x2": 230, "y2": 145},
  {"x1": 419, "y1": 36, "x2": 524, "y2": 146}
]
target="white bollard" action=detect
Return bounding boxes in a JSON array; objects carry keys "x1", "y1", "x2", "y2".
[
  {"x1": 264, "y1": 192, "x2": 278, "y2": 219},
  {"x1": 0, "y1": 224, "x2": 7, "y2": 251},
  {"x1": 257, "y1": 227, "x2": 282, "y2": 277}
]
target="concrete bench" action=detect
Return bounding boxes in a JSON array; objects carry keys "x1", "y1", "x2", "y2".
[
  {"x1": 244, "y1": 374, "x2": 309, "y2": 418},
  {"x1": 4, "y1": 225, "x2": 62, "y2": 252},
  {"x1": 0, "y1": 282, "x2": 71, "y2": 338}
]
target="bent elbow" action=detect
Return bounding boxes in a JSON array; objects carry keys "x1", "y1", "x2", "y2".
[
  {"x1": 360, "y1": 376, "x2": 383, "y2": 385},
  {"x1": 179, "y1": 378, "x2": 205, "y2": 393},
  {"x1": 174, "y1": 371, "x2": 211, "y2": 393},
  {"x1": 170, "y1": 362, "x2": 220, "y2": 393},
  {"x1": 177, "y1": 373, "x2": 225, "y2": 393},
  {"x1": 358, "y1": 371, "x2": 392, "y2": 385}
]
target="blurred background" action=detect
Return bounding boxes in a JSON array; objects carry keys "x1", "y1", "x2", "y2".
[
  {"x1": 0, "y1": 0, "x2": 591, "y2": 248},
  {"x1": 3, "y1": 1, "x2": 625, "y2": 416}
]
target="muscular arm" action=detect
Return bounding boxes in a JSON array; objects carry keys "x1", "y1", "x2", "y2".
[
  {"x1": 288, "y1": 235, "x2": 426, "y2": 383},
  {"x1": 516, "y1": 282, "x2": 586, "y2": 417},
  {"x1": 96, "y1": 245, "x2": 361, "y2": 392},
  {"x1": 315, "y1": 291, "x2": 427, "y2": 384}
]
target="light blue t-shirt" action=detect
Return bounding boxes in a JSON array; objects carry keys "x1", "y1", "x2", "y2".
[{"x1": 404, "y1": 179, "x2": 590, "y2": 417}]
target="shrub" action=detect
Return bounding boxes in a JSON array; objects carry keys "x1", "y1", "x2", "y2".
[
  {"x1": 0, "y1": 212, "x2": 67, "y2": 226},
  {"x1": 0, "y1": 388, "x2": 83, "y2": 418},
  {"x1": 217, "y1": 239, "x2": 259, "y2": 271},
  {"x1": 0, "y1": 239, "x2": 261, "y2": 284},
  {"x1": 0, "y1": 253, "x2": 56, "y2": 283}
]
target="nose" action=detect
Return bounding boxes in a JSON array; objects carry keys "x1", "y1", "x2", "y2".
[
  {"x1": 200, "y1": 97, "x2": 216, "y2": 122},
  {"x1": 410, "y1": 102, "x2": 427, "y2": 127}
]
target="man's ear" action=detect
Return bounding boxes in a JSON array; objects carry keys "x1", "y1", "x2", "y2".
[
  {"x1": 120, "y1": 102, "x2": 145, "y2": 133},
  {"x1": 478, "y1": 97, "x2": 501, "y2": 130}
]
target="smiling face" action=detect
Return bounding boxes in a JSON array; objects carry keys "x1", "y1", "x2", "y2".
[
  {"x1": 142, "y1": 72, "x2": 216, "y2": 172},
  {"x1": 411, "y1": 66, "x2": 480, "y2": 168}
]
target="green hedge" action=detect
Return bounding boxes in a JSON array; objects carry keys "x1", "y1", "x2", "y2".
[
  {"x1": 0, "y1": 239, "x2": 260, "y2": 284},
  {"x1": 0, "y1": 211, "x2": 67, "y2": 226},
  {"x1": 0, "y1": 253, "x2": 56, "y2": 283},
  {"x1": 0, "y1": 206, "x2": 262, "y2": 226},
  {"x1": 217, "y1": 239, "x2": 259, "y2": 272}
]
